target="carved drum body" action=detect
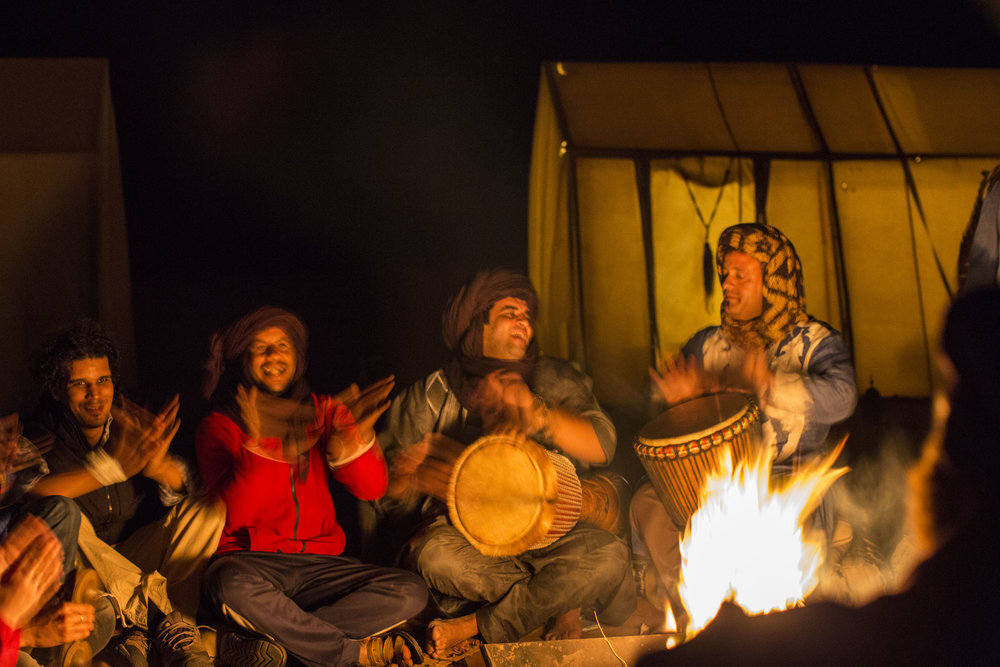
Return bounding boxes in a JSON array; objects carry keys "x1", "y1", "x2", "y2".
[{"x1": 634, "y1": 393, "x2": 762, "y2": 530}]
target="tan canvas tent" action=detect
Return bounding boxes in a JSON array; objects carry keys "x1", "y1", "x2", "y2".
[
  {"x1": 528, "y1": 62, "x2": 1000, "y2": 408},
  {"x1": 0, "y1": 58, "x2": 134, "y2": 413}
]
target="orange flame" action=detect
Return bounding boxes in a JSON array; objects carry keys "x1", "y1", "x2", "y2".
[{"x1": 677, "y1": 438, "x2": 848, "y2": 637}]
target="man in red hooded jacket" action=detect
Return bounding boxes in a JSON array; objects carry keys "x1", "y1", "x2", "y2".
[{"x1": 197, "y1": 307, "x2": 427, "y2": 667}]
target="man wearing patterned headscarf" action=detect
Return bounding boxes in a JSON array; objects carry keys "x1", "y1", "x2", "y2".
[
  {"x1": 633, "y1": 289, "x2": 1000, "y2": 667},
  {"x1": 377, "y1": 269, "x2": 634, "y2": 659},
  {"x1": 630, "y1": 222, "x2": 857, "y2": 622}
]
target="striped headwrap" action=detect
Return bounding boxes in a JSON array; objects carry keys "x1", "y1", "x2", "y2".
[{"x1": 716, "y1": 222, "x2": 808, "y2": 349}]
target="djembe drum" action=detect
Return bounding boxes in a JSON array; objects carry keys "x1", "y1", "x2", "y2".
[
  {"x1": 447, "y1": 433, "x2": 584, "y2": 556},
  {"x1": 634, "y1": 393, "x2": 762, "y2": 530}
]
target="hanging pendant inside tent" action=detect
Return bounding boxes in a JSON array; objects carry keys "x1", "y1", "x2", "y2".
[
  {"x1": 702, "y1": 237, "x2": 714, "y2": 302},
  {"x1": 682, "y1": 159, "x2": 733, "y2": 311}
]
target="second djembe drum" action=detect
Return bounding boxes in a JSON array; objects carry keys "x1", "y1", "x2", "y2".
[{"x1": 634, "y1": 392, "x2": 762, "y2": 530}]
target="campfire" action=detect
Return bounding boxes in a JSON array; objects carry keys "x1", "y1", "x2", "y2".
[{"x1": 673, "y1": 440, "x2": 847, "y2": 639}]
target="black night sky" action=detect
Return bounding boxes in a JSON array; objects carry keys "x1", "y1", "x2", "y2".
[{"x1": 2, "y1": 1, "x2": 999, "y2": 432}]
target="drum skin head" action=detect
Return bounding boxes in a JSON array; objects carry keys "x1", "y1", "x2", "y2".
[
  {"x1": 448, "y1": 433, "x2": 559, "y2": 556},
  {"x1": 638, "y1": 393, "x2": 750, "y2": 445}
]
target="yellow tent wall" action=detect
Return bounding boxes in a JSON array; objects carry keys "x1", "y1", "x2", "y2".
[
  {"x1": 529, "y1": 62, "x2": 1000, "y2": 406},
  {"x1": 0, "y1": 59, "x2": 134, "y2": 413}
]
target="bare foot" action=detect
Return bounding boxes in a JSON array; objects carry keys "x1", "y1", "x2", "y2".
[
  {"x1": 543, "y1": 608, "x2": 582, "y2": 640},
  {"x1": 426, "y1": 614, "x2": 478, "y2": 659}
]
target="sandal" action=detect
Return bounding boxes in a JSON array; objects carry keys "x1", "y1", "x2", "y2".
[{"x1": 359, "y1": 631, "x2": 424, "y2": 666}]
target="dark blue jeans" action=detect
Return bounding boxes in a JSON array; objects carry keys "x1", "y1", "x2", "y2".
[
  {"x1": 204, "y1": 552, "x2": 428, "y2": 667},
  {"x1": 0, "y1": 495, "x2": 81, "y2": 589},
  {"x1": 413, "y1": 518, "x2": 636, "y2": 643}
]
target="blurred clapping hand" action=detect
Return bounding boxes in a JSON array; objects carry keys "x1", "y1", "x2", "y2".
[
  {"x1": 326, "y1": 377, "x2": 394, "y2": 465},
  {"x1": 0, "y1": 413, "x2": 51, "y2": 497},
  {"x1": 236, "y1": 375, "x2": 397, "y2": 468},
  {"x1": 109, "y1": 396, "x2": 182, "y2": 483},
  {"x1": 235, "y1": 385, "x2": 319, "y2": 463},
  {"x1": 0, "y1": 514, "x2": 63, "y2": 632},
  {"x1": 385, "y1": 433, "x2": 466, "y2": 502},
  {"x1": 472, "y1": 370, "x2": 548, "y2": 437},
  {"x1": 649, "y1": 354, "x2": 718, "y2": 407}
]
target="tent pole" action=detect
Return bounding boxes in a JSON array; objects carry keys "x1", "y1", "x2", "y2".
[
  {"x1": 543, "y1": 63, "x2": 574, "y2": 145},
  {"x1": 863, "y1": 66, "x2": 954, "y2": 300},
  {"x1": 864, "y1": 65, "x2": 948, "y2": 392},
  {"x1": 571, "y1": 146, "x2": 990, "y2": 162},
  {"x1": 821, "y1": 163, "x2": 855, "y2": 354},
  {"x1": 706, "y1": 63, "x2": 740, "y2": 153},
  {"x1": 902, "y1": 177, "x2": 936, "y2": 392},
  {"x1": 543, "y1": 62, "x2": 587, "y2": 365},
  {"x1": 566, "y1": 152, "x2": 587, "y2": 365},
  {"x1": 634, "y1": 155, "x2": 661, "y2": 368},
  {"x1": 787, "y1": 63, "x2": 855, "y2": 354},
  {"x1": 753, "y1": 158, "x2": 770, "y2": 224}
]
